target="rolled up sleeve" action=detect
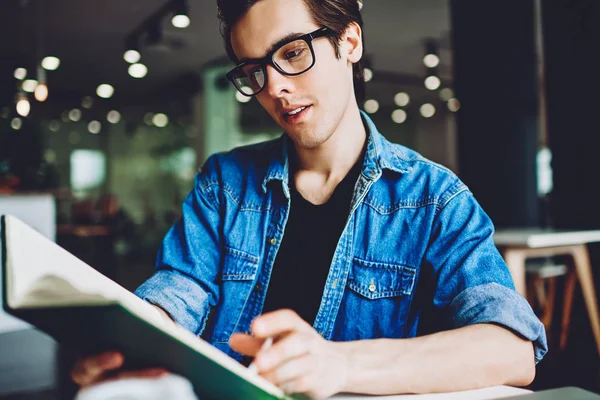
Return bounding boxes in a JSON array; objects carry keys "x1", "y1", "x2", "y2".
[
  {"x1": 135, "y1": 161, "x2": 223, "y2": 336},
  {"x1": 425, "y1": 182, "x2": 548, "y2": 363}
]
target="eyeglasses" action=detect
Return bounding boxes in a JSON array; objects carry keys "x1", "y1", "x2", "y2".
[{"x1": 225, "y1": 27, "x2": 334, "y2": 97}]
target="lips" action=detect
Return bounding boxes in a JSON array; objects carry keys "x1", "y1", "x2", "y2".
[{"x1": 281, "y1": 104, "x2": 312, "y2": 124}]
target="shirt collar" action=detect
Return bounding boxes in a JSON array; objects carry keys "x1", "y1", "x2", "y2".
[{"x1": 261, "y1": 110, "x2": 412, "y2": 193}]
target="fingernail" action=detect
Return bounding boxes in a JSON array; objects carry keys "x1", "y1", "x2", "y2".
[{"x1": 101, "y1": 353, "x2": 120, "y2": 366}]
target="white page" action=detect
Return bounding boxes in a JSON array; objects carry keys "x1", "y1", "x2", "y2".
[
  {"x1": 5, "y1": 214, "x2": 131, "y2": 308},
  {"x1": 0, "y1": 197, "x2": 55, "y2": 333}
]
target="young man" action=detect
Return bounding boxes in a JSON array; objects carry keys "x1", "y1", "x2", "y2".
[{"x1": 72, "y1": 0, "x2": 547, "y2": 398}]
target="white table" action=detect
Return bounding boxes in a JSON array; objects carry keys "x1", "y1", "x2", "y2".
[
  {"x1": 331, "y1": 385, "x2": 531, "y2": 399},
  {"x1": 494, "y1": 228, "x2": 600, "y2": 356}
]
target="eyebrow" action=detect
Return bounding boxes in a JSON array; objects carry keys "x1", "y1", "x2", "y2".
[{"x1": 238, "y1": 32, "x2": 305, "y2": 63}]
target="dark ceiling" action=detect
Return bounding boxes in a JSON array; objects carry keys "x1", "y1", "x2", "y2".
[{"x1": 0, "y1": 0, "x2": 451, "y2": 107}]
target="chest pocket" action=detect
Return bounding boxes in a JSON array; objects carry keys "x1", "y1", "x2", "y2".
[
  {"x1": 348, "y1": 258, "x2": 416, "y2": 299},
  {"x1": 208, "y1": 247, "x2": 259, "y2": 344},
  {"x1": 334, "y1": 258, "x2": 417, "y2": 340}
]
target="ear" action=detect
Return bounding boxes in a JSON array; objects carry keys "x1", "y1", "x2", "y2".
[{"x1": 342, "y1": 22, "x2": 363, "y2": 64}]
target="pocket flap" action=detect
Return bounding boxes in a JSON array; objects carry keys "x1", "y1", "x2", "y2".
[
  {"x1": 348, "y1": 258, "x2": 417, "y2": 299},
  {"x1": 221, "y1": 246, "x2": 260, "y2": 281}
]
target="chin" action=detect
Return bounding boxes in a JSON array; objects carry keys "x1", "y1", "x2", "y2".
[{"x1": 287, "y1": 130, "x2": 332, "y2": 149}]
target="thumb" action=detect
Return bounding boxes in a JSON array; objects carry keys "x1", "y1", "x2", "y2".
[{"x1": 229, "y1": 333, "x2": 265, "y2": 356}]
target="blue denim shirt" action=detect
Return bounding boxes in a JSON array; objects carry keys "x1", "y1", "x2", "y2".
[{"x1": 135, "y1": 111, "x2": 547, "y2": 364}]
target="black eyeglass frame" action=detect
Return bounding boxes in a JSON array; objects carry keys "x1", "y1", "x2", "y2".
[{"x1": 225, "y1": 27, "x2": 334, "y2": 97}]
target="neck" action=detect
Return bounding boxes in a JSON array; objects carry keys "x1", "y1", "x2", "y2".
[{"x1": 292, "y1": 102, "x2": 367, "y2": 179}]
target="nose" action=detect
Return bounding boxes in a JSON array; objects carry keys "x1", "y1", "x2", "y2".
[{"x1": 264, "y1": 64, "x2": 294, "y2": 98}]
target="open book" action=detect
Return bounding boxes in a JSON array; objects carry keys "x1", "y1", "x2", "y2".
[{"x1": 1, "y1": 214, "x2": 296, "y2": 400}]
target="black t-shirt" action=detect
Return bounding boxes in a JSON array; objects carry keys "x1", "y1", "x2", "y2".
[{"x1": 261, "y1": 160, "x2": 363, "y2": 325}]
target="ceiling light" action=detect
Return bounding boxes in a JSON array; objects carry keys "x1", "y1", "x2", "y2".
[
  {"x1": 391, "y1": 109, "x2": 407, "y2": 124},
  {"x1": 129, "y1": 63, "x2": 148, "y2": 78},
  {"x1": 172, "y1": 0, "x2": 190, "y2": 28},
  {"x1": 364, "y1": 99, "x2": 379, "y2": 114},
  {"x1": 394, "y1": 92, "x2": 410, "y2": 107},
  {"x1": 123, "y1": 49, "x2": 141, "y2": 64},
  {"x1": 107, "y1": 110, "x2": 121, "y2": 124},
  {"x1": 11, "y1": 118, "x2": 22, "y2": 130},
  {"x1": 41, "y1": 56, "x2": 61, "y2": 71},
  {"x1": 235, "y1": 89, "x2": 252, "y2": 103},
  {"x1": 363, "y1": 68, "x2": 373, "y2": 82},
  {"x1": 423, "y1": 54, "x2": 440, "y2": 68},
  {"x1": 82, "y1": 96, "x2": 94, "y2": 109},
  {"x1": 424, "y1": 76, "x2": 441, "y2": 91},
  {"x1": 22, "y1": 79, "x2": 38, "y2": 93},
  {"x1": 153, "y1": 113, "x2": 169, "y2": 127},
  {"x1": 419, "y1": 103, "x2": 436, "y2": 118},
  {"x1": 172, "y1": 14, "x2": 190, "y2": 28},
  {"x1": 34, "y1": 83, "x2": 49, "y2": 102},
  {"x1": 96, "y1": 84, "x2": 115, "y2": 99},
  {"x1": 69, "y1": 109, "x2": 82, "y2": 122},
  {"x1": 448, "y1": 98, "x2": 461, "y2": 112},
  {"x1": 88, "y1": 121, "x2": 102, "y2": 134},
  {"x1": 16, "y1": 94, "x2": 30, "y2": 117},
  {"x1": 14, "y1": 68, "x2": 27, "y2": 80}
]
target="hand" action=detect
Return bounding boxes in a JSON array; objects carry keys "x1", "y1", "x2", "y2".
[
  {"x1": 229, "y1": 309, "x2": 349, "y2": 399},
  {"x1": 71, "y1": 351, "x2": 168, "y2": 388}
]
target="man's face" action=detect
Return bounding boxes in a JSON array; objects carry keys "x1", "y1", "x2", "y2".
[{"x1": 230, "y1": 0, "x2": 357, "y2": 149}]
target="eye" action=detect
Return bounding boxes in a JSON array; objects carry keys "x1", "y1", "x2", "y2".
[{"x1": 285, "y1": 48, "x2": 305, "y2": 60}]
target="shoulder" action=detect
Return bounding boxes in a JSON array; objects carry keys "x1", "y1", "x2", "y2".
[{"x1": 379, "y1": 139, "x2": 469, "y2": 208}]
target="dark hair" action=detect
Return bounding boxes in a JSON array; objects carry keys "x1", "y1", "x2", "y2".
[{"x1": 217, "y1": 0, "x2": 366, "y2": 102}]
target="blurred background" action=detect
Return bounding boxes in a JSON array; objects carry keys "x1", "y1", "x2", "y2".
[{"x1": 1, "y1": 0, "x2": 599, "y2": 398}]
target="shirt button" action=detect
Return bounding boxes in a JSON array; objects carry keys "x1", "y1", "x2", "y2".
[
  {"x1": 368, "y1": 283, "x2": 376, "y2": 292},
  {"x1": 269, "y1": 238, "x2": 277, "y2": 245},
  {"x1": 254, "y1": 283, "x2": 263, "y2": 292}
]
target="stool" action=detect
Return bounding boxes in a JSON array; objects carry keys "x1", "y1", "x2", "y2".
[
  {"x1": 526, "y1": 260, "x2": 567, "y2": 329},
  {"x1": 500, "y1": 244, "x2": 600, "y2": 355}
]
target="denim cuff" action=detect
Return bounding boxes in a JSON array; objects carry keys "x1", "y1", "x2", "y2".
[
  {"x1": 449, "y1": 282, "x2": 548, "y2": 364},
  {"x1": 134, "y1": 269, "x2": 211, "y2": 336}
]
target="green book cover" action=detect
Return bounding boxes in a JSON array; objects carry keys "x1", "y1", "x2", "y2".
[{"x1": 1, "y1": 215, "x2": 299, "y2": 400}]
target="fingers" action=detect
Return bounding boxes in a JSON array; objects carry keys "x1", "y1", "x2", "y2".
[
  {"x1": 254, "y1": 332, "x2": 312, "y2": 373},
  {"x1": 251, "y1": 309, "x2": 313, "y2": 339},
  {"x1": 71, "y1": 352, "x2": 124, "y2": 387},
  {"x1": 261, "y1": 353, "x2": 313, "y2": 386},
  {"x1": 229, "y1": 332, "x2": 264, "y2": 356}
]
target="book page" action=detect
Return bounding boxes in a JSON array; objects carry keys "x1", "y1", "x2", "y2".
[{"x1": 3, "y1": 216, "x2": 149, "y2": 318}]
